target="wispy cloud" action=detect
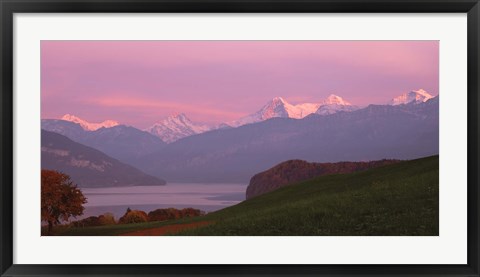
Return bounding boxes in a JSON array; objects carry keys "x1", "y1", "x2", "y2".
[{"x1": 85, "y1": 96, "x2": 246, "y2": 122}]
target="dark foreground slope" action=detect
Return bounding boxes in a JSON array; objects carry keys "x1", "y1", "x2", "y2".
[{"x1": 178, "y1": 155, "x2": 439, "y2": 236}]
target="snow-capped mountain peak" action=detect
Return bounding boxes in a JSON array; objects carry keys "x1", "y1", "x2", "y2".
[
  {"x1": 228, "y1": 97, "x2": 321, "y2": 127},
  {"x1": 228, "y1": 94, "x2": 359, "y2": 127},
  {"x1": 271, "y1": 96, "x2": 286, "y2": 104},
  {"x1": 322, "y1": 94, "x2": 352, "y2": 106},
  {"x1": 283, "y1": 101, "x2": 321, "y2": 119},
  {"x1": 315, "y1": 94, "x2": 357, "y2": 115},
  {"x1": 259, "y1": 97, "x2": 291, "y2": 119},
  {"x1": 164, "y1": 113, "x2": 191, "y2": 125},
  {"x1": 145, "y1": 113, "x2": 211, "y2": 143},
  {"x1": 414, "y1": 89, "x2": 432, "y2": 98},
  {"x1": 389, "y1": 89, "x2": 434, "y2": 105},
  {"x1": 61, "y1": 114, "x2": 119, "y2": 131}
]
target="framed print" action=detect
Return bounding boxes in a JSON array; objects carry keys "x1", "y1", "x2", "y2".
[{"x1": 1, "y1": 0, "x2": 479, "y2": 276}]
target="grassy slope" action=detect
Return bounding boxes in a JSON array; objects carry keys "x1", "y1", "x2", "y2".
[
  {"x1": 179, "y1": 155, "x2": 439, "y2": 236},
  {"x1": 60, "y1": 155, "x2": 438, "y2": 236}
]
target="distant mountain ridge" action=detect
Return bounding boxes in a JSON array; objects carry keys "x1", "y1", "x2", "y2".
[
  {"x1": 137, "y1": 96, "x2": 439, "y2": 183},
  {"x1": 46, "y1": 89, "x2": 435, "y2": 145},
  {"x1": 144, "y1": 95, "x2": 359, "y2": 141},
  {"x1": 246, "y1": 159, "x2": 400, "y2": 199},
  {"x1": 41, "y1": 130, "x2": 166, "y2": 187}
]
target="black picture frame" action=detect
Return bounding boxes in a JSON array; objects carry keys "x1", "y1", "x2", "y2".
[{"x1": 1, "y1": 0, "x2": 479, "y2": 276}]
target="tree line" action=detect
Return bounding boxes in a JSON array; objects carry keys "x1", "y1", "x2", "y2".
[{"x1": 41, "y1": 169, "x2": 204, "y2": 235}]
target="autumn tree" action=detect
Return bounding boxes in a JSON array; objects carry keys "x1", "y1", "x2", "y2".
[{"x1": 41, "y1": 170, "x2": 87, "y2": 235}]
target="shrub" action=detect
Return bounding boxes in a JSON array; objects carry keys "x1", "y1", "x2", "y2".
[
  {"x1": 119, "y1": 210, "x2": 148, "y2": 224},
  {"x1": 180, "y1": 208, "x2": 204, "y2": 218},
  {"x1": 98, "y1": 213, "x2": 116, "y2": 225},
  {"x1": 71, "y1": 216, "x2": 101, "y2": 228},
  {"x1": 71, "y1": 213, "x2": 117, "y2": 227},
  {"x1": 148, "y1": 207, "x2": 204, "y2": 222},
  {"x1": 147, "y1": 209, "x2": 171, "y2": 222}
]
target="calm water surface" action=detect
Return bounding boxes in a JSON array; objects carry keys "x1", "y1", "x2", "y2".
[{"x1": 80, "y1": 183, "x2": 247, "y2": 219}]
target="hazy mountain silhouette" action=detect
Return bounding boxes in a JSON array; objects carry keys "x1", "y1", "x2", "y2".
[
  {"x1": 41, "y1": 120, "x2": 166, "y2": 167},
  {"x1": 41, "y1": 130, "x2": 166, "y2": 187},
  {"x1": 138, "y1": 98, "x2": 438, "y2": 183}
]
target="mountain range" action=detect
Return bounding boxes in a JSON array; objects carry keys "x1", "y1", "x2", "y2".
[
  {"x1": 136, "y1": 96, "x2": 438, "y2": 183},
  {"x1": 144, "y1": 94, "x2": 359, "y2": 140},
  {"x1": 145, "y1": 90, "x2": 433, "y2": 141},
  {"x1": 227, "y1": 94, "x2": 359, "y2": 127},
  {"x1": 47, "y1": 90, "x2": 433, "y2": 145},
  {"x1": 41, "y1": 89, "x2": 438, "y2": 184}
]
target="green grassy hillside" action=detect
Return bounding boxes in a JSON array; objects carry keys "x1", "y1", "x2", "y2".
[
  {"x1": 178, "y1": 155, "x2": 439, "y2": 236},
  {"x1": 59, "y1": 155, "x2": 438, "y2": 236}
]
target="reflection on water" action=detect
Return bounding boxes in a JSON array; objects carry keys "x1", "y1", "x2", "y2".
[{"x1": 80, "y1": 183, "x2": 247, "y2": 219}]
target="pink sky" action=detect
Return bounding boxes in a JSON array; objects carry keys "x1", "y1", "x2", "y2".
[{"x1": 41, "y1": 41, "x2": 439, "y2": 128}]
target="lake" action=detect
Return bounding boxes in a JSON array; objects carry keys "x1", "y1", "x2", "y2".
[{"x1": 80, "y1": 183, "x2": 248, "y2": 219}]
